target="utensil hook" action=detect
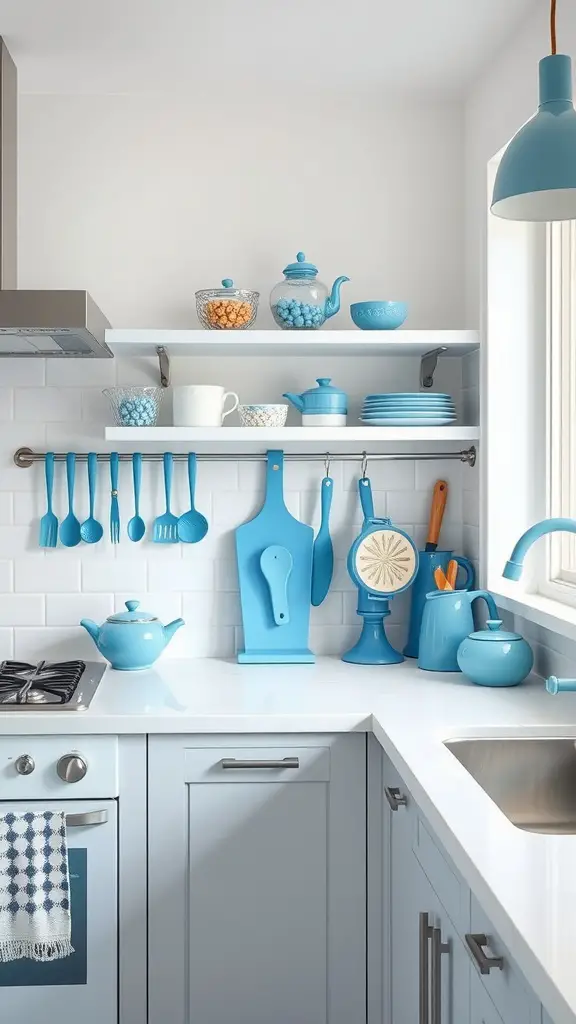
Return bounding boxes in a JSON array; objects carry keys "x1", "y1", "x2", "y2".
[
  {"x1": 361, "y1": 452, "x2": 368, "y2": 479},
  {"x1": 324, "y1": 453, "x2": 331, "y2": 477}
]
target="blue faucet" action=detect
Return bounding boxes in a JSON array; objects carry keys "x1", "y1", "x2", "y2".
[
  {"x1": 503, "y1": 517, "x2": 576, "y2": 580},
  {"x1": 504, "y1": 517, "x2": 576, "y2": 694}
]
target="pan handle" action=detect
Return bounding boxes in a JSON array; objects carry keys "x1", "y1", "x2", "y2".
[{"x1": 359, "y1": 477, "x2": 375, "y2": 521}]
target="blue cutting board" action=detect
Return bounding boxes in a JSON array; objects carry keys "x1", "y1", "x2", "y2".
[{"x1": 235, "y1": 450, "x2": 314, "y2": 663}]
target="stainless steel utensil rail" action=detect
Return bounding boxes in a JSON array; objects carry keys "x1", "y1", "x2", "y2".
[{"x1": 14, "y1": 446, "x2": 476, "y2": 468}]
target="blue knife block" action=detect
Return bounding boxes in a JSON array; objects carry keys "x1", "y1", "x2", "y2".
[{"x1": 235, "y1": 450, "x2": 314, "y2": 663}]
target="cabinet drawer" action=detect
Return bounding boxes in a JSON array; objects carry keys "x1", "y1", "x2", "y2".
[
  {"x1": 184, "y1": 745, "x2": 330, "y2": 783},
  {"x1": 413, "y1": 814, "x2": 470, "y2": 934},
  {"x1": 467, "y1": 895, "x2": 541, "y2": 1024}
]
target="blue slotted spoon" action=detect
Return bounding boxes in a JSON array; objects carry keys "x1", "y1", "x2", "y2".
[
  {"x1": 59, "y1": 452, "x2": 81, "y2": 547},
  {"x1": 153, "y1": 452, "x2": 179, "y2": 543},
  {"x1": 39, "y1": 452, "x2": 58, "y2": 548}
]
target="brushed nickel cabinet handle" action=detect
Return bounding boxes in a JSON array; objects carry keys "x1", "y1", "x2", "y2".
[
  {"x1": 431, "y1": 926, "x2": 450, "y2": 1024},
  {"x1": 384, "y1": 786, "x2": 408, "y2": 811},
  {"x1": 465, "y1": 933, "x2": 504, "y2": 974},
  {"x1": 221, "y1": 757, "x2": 300, "y2": 769},
  {"x1": 65, "y1": 810, "x2": 108, "y2": 827},
  {"x1": 419, "y1": 912, "x2": 432, "y2": 1024}
]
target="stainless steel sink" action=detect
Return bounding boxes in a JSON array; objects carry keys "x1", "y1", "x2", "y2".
[{"x1": 444, "y1": 738, "x2": 576, "y2": 834}]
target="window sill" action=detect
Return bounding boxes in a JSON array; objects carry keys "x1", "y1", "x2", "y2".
[{"x1": 489, "y1": 576, "x2": 576, "y2": 644}]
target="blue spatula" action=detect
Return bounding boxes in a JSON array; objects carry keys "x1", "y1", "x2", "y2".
[
  {"x1": 261, "y1": 545, "x2": 293, "y2": 624},
  {"x1": 311, "y1": 476, "x2": 334, "y2": 606},
  {"x1": 153, "y1": 452, "x2": 179, "y2": 543}
]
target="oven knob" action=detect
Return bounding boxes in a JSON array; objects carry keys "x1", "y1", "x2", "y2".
[
  {"x1": 57, "y1": 754, "x2": 87, "y2": 783},
  {"x1": 14, "y1": 754, "x2": 35, "y2": 776}
]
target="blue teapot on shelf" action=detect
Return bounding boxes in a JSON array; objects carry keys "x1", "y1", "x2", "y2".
[
  {"x1": 283, "y1": 377, "x2": 348, "y2": 426},
  {"x1": 270, "y1": 251, "x2": 349, "y2": 329},
  {"x1": 80, "y1": 600, "x2": 185, "y2": 671}
]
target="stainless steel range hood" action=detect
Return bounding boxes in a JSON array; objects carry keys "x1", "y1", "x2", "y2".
[{"x1": 0, "y1": 38, "x2": 112, "y2": 358}]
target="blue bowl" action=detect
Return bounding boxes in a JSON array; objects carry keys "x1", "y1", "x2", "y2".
[{"x1": 350, "y1": 301, "x2": 408, "y2": 331}]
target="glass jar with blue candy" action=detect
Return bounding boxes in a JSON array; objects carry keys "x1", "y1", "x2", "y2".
[{"x1": 270, "y1": 251, "x2": 349, "y2": 330}]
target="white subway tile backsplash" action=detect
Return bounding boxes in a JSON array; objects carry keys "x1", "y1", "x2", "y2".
[
  {"x1": 82, "y1": 559, "x2": 147, "y2": 592},
  {"x1": 46, "y1": 593, "x2": 113, "y2": 626},
  {"x1": 0, "y1": 389, "x2": 13, "y2": 419},
  {"x1": 0, "y1": 359, "x2": 45, "y2": 386},
  {"x1": 0, "y1": 354, "x2": 480, "y2": 657},
  {"x1": 0, "y1": 561, "x2": 13, "y2": 591},
  {"x1": 148, "y1": 558, "x2": 214, "y2": 592},
  {"x1": 0, "y1": 594, "x2": 44, "y2": 626},
  {"x1": 14, "y1": 388, "x2": 82, "y2": 423},
  {"x1": 14, "y1": 626, "x2": 101, "y2": 662},
  {"x1": 46, "y1": 359, "x2": 116, "y2": 388},
  {"x1": 15, "y1": 557, "x2": 80, "y2": 593},
  {"x1": 0, "y1": 627, "x2": 13, "y2": 659},
  {"x1": 0, "y1": 494, "x2": 13, "y2": 524}
]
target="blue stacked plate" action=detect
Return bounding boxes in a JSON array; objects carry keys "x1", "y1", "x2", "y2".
[{"x1": 360, "y1": 392, "x2": 456, "y2": 426}]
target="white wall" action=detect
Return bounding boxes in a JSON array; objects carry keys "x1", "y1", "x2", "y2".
[{"x1": 17, "y1": 90, "x2": 466, "y2": 329}]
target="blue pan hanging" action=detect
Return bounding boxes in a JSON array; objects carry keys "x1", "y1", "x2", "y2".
[{"x1": 343, "y1": 474, "x2": 419, "y2": 665}]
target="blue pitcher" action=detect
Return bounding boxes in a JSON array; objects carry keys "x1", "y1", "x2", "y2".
[
  {"x1": 404, "y1": 551, "x2": 475, "y2": 658},
  {"x1": 418, "y1": 590, "x2": 499, "y2": 673}
]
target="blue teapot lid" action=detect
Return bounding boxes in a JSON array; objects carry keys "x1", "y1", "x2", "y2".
[
  {"x1": 107, "y1": 600, "x2": 158, "y2": 624},
  {"x1": 301, "y1": 377, "x2": 347, "y2": 397},
  {"x1": 283, "y1": 251, "x2": 318, "y2": 279},
  {"x1": 469, "y1": 619, "x2": 522, "y2": 642}
]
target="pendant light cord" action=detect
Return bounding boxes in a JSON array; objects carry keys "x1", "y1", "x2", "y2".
[{"x1": 551, "y1": 0, "x2": 557, "y2": 54}]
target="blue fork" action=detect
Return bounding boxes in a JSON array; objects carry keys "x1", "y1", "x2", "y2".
[{"x1": 110, "y1": 452, "x2": 120, "y2": 544}]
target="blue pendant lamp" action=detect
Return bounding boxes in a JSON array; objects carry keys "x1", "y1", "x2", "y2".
[{"x1": 492, "y1": 0, "x2": 576, "y2": 221}]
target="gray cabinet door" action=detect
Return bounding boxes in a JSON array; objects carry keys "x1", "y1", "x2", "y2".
[
  {"x1": 470, "y1": 969, "x2": 505, "y2": 1024},
  {"x1": 148, "y1": 734, "x2": 366, "y2": 1024},
  {"x1": 392, "y1": 847, "x2": 470, "y2": 1024}
]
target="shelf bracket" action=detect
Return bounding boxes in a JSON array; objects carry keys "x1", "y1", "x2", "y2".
[
  {"x1": 420, "y1": 346, "x2": 448, "y2": 389},
  {"x1": 157, "y1": 346, "x2": 170, "y2": 388}
]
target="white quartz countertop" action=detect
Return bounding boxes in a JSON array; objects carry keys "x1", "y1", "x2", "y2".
[{"x1": 2, "y1": 656, "x2": 576, "y2": 1023}]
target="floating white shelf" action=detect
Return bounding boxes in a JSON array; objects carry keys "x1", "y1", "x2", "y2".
[
  {"x1": 104, "y1": 426, "x2": 479, "y2": 449},
  {"x1": 106, "y1": 328, "x2": 479, "y2": 359}
]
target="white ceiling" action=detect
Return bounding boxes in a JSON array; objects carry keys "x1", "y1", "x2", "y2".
[{"x1": 0, "y1": 0, "x2": 537, "y2": 97}]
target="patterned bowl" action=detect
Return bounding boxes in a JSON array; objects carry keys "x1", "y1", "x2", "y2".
[
  {"x1": 238, "y1": 404, "x2": 288, "y2": 427},
  {"x1": 350, "y1": 301, "x2": 408, "y2": 330}
]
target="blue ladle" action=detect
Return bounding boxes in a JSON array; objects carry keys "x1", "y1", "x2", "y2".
[
  {"x1": 80, "y1": 452, "x2": 104, "y2": 544},
  {"x1": 59, "y1": 452, "x2": 81, "y2": 547},
  {"x1": 127, "y1": 452, "x2": 146, "y2": 542}
]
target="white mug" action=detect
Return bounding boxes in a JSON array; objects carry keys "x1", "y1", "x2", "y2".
[{"x1": 173, "y1": 385, "x2": 239, "y2": 427}]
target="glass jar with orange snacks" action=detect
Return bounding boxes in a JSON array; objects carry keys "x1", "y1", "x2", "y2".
[{"x1": 195, "y1": 278, "x2": 259, "y2": 330}]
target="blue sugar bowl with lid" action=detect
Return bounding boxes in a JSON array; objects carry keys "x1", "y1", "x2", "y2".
[
  {"x1": 456, "y1": 619, "x2": 534, "y2": 687},
  {"x1": 270, "y1": 251, "x2": 349, "y2": 330}
]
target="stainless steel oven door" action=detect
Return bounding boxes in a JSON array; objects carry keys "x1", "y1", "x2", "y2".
[{"x1": 0, "y1": 799, "x2": 117, "y2": 1024}]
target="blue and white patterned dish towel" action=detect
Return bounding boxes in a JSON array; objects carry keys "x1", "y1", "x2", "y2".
[{"x1": 0, "y1": 810, "x2": 74, "y2": 962}]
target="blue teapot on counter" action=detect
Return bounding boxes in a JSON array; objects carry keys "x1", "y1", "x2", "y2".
[
  {"x1": 270, "y1": 252, "x2": 349, "y2": 330},
  {"x1": 80, "y1": 600, "x2": 185, "y2": 671},
  {"x1": 283, "y1": 377, "x2": 348, "y2": 425}
]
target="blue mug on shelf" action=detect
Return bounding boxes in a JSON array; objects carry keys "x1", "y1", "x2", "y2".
[{"x1": 404, "y1": 550, "x2": 475, "y2": 659}]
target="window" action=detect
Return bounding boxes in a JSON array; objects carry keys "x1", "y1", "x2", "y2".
[{"x1": 545, "y1": 220, "x2": 576, "y2": 603}]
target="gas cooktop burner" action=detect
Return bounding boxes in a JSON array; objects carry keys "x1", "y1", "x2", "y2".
[{"x1": 0, "y1": 660, "x2": 106, "y2": 710}]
